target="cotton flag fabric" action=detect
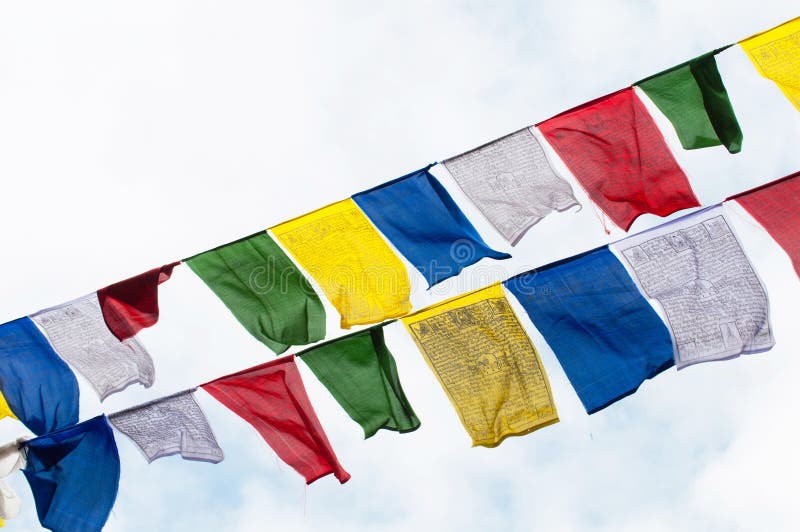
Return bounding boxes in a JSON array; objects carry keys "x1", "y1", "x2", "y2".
[
  {"x1": 636, "y1": 48, "x2": 743, "y2": 153},
  {"x1": 186, "y1": 232, "x2": 326, "y2": 354},
  {"x1": 740, "y1": 17, "x2": 800, "y2": 112},
  {"x1": 728, "y1": 173, "x2": 800, "y2": 278},
  {"x1": 109, "y1": 390, "x2": 224, "y2": 464},
  {"x1": 23, "y1": 415, "x2": 120, "y2": 532},
  {"x1": 443, "y1": 128, "x2": 580, "y2": 245},
  {"x1": 0, "y1": 318, "x2": 79, "y2": 436},
  {"x1": 31, "y1": 294, "x2": 155, "y2": 401},
  {"x1": 352, "y1": 165, "x2": 511, "y2": 287},
  {"x1": 0, "y1": 435, "x2": 30, "y2": 528},
  {"x1": 611, "y1": 205, "x2": 774, "y2": 369},
  {"x1": 298, "y1": 323, "x2": 420, "y2": 438},
  {"x1": 201, "y1": 355, "x2": 350, "y2": 484},
  {"x1": 97, "y1": 261, "x2": 180, "y2": 341},
  {"x1": 504, "y1": 247, "x2": 675, "y2": 414},
  {"x1": 402, "y1": 283, "x2": 558, "y2": 447},
  {"x1": 272, "y1": 199, "x2": 412, "y2": 328},
  {"x1": 538, "y1": 87, "x2": 700, "y2": 231},
  {"x1": 0, "y1": 393, "x2": 15, "y2": 422}
]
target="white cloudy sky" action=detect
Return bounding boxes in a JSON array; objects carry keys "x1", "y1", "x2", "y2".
[{"x1": 1, "y1": 1, "x2": 799, "y2": 531}]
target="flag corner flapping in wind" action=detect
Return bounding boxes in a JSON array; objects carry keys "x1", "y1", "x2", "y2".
[{"x1": 739, "y1": 16, "x2": 800, "y2": 112}]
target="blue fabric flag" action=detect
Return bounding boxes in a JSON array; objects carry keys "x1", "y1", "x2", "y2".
[
  {"x1": 503, "y1": 246, "x2": 674, "y2": 414},
  {"x1": 23, "y1": 415, "x2": 121, "y2": 532},
  {"x1": 0, "y1": 317, "x2": 79, "y2": 435},
  {"x1": 352, "y1": 164, "x2": 511, "y2": 287}
]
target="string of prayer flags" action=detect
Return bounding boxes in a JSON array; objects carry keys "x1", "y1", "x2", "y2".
[
  {"x1": 97, "y1": 261, "x2": 180, "y2": 341},
  {"x1": 31, "y1": 294, "x2": 155, "y2": 401},
  {"x1": 185, "y1": 232, "x2": 326, "y2": 354},
  {"x1": 272, "y1": 200, "x2": 412, "y2": 328},
  {"x1": 636, "y1": 48, "x2": 743, "y2": 153},
  {"x1": 611, "y1": 205, "x2": 774, "y2": 369},
  {"x1": 538, "y1": 87, "x2": 700, "y2": 231},
  {"x1": 740, "y1": 17, "x2": 800, "y2": 112},
  {"x1": 727, "y1": 172, "x2": 800, "y2": 277},
  {"x1": 0, "y1": 318, "x2": 79, "y2": 435},
  {"x1": 352, "y1": 165, "x2": 511, "y2": 287},
  {"x1": 298, "y1": 322, "x2": 421, "y2": 438},
  {"x1": 201, "y1": 355, "x2": 351, "y2": 484},
  {"x1": 504, "y1": 247, "x2": 675, "y2": 414},
  {"x1": 109, "y1": 390, "x2": 224, "y2": 464},
  {"x1": 442, "y1": 128, "x2": 581, "y2": 245},
  {"x1": 402, "y1": 283, "x2": 558, "y2": 448},
  {"x1": 23, "y1": 415, "x2": 120, "y2": 532},
  {"x1": 0, "y1": 393, "x2": 15, "y2": 422}
]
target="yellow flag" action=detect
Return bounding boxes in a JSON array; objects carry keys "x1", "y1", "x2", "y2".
[
  {"x1": 403, "y1": 283, "x2": 558, "y2": 447},
  {"x1": 740, "y1": 17, "x2": 800, "y2": 111},
  {"x1": 0, "y1": 390, "x2": 16, "y2": 421},
  {"x1": 272, "y1": 199, "x2": 412, "y2": 328}
]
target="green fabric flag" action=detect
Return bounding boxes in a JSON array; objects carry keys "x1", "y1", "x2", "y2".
[
  {"x1": 298, "y1": 323, "x2": 420, "y2": 438},
  {"x1": 186, "y1": 232, "x2": 326, "y2": 354},
  {"x1": 637, "y1": 48, "x2": 742, "y2": 153}
]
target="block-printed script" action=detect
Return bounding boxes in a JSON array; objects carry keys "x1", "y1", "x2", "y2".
[{"x1": 747, "y1": 26, "x2": 800, "y2": 109}]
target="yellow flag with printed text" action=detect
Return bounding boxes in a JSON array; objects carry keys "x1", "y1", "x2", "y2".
[{"x1": 740, "y1": 17, "x2": 800, "y2": 111}]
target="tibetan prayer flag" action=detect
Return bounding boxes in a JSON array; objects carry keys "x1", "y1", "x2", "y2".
[
  {"x1": 728, "y1": 173, "x2": 800, "y2": 278},
  {"x1": 0, "y1": 318, "x2": 79, "y2": 435},
  {"x1": 402, "y1": 283, "x2": 558, "y2": 447},
  {"x1": 538, "y1": 87, "x2": 700, "y2": 231},
  {"x1": 353, "y1": 165, "x2": 511, "y2": 287},
  {"x1": 272, "y1": 200, "x2": 412, "y2": 328},
  {"x1": 0, "y1": 435, "x2": 29, "y2": 527},
  {"x1": 109, "y1": 390, "x2": 224, "y2": 464},
  {"x1": 186, "y1": 232, "x2": 326, "y2": 354},
  {"x1": 97, "y1": 261, "x2": 180, "y2": 341},
  {"x1": 612, "y1": 205, "x2": 774, "y2": 369},
  {"x1": 202, "y1": 355, "x2": 350, "y2": 484},
  {"x1": 23, "y1": 416, "x2": 120, "y2": 532},
  {"x1": 740, "y1": 17, "x2": 800, "y2": 112},
  {"x1": 504, "y1": 247, "x2": 675, "y2": 414},
  {"x1": 0, "y1": 392, "x2": 15, "y2": 422},
  {"x1": 31, "y1": 294, "x2": 155, "y2": 401},
  {"x1": 443, "y1": 128, "x2": 580, "y2": 245},
  {"x1": 637, "y1": 49, "x2": 742, "y2": 153},
  {"x1": 298, "y1": 323, "x2": 420, "y2": 438}
]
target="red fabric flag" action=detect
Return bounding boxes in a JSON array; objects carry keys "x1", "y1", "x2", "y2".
[
  {"x1": 538, "y1": 87, "x2": 699, "y2": 231},
  {"x1": 201, "y1": 355, "x2": 350, "y2": 485},
  {"x1": 97, "y1": 262, "x2": 180, "y2": 341},
  {"x1": 728, "y1": 173, "x2": 800, "y2": 278}
]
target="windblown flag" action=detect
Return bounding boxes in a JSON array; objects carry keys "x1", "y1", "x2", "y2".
[
  {"x1": 611, "y1": 205, "x2": 774, "y2": 369},
  {"x1": 740, "y1": 17, "x2": 800, "y2": 112},
  {"x1": 727, "y1": 173, "x2": 800, "y2": 278},
  {"x1": 402, "y1": 283, "x2": 558, "y2": 447},
  {"x1": 0, "y1": 435, "x2": 30, "y2": 528},
  {"x1": 97, "y1": 261, "x2": 180, "y2": 341},
  {"x1": 637, "y1": 48, "x2": 743, "y2": 153},
  {"x1": 23, "y1": 415, "x2": 120, "y2": 532},
  {"x1": 186, "y1": 232, "x2": 326, "y2": 354},
  {"x1": 298, "y1": 323, "x2": 420, "y2": 438},
  {"x1": 31, "y1": 294, "x2": 155, "y2": 401},
  {"x1": 272, "y1": 200, "x2": 412, "y2": 328},
  {"x1": 0, "y1": 392, "x2": 15, "y2": 422},
  {"x1": 538, "y1": 87, "x2": 700, "y2": 231},
  {"x1": 201, "y1": 355, "x2": 350, "y2": 484},
  {"x1": 109, "y1": 390, "x2": 224, "y2": 464},
  {"x1": 0, "y1": 318, "x2": 79, "y2": 435},
  {"x1": 352, "y1": 165, "x2": 511, "y2": 287},
  {"x1": 443, "y1": 128, "x2": 580, "y2": 245},
  {"x1": 504, "y1": 247, "x2": 675, "y2": 414}
]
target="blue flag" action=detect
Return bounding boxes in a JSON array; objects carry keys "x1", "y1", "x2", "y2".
[
  {"x1": 0, "y1": 317, "x2": 79, "y2": 435},
  {"x1": 352, "y1": 164, "x2": 510, "y2": 287},
  {"x1": 503, "y1": 246, "x2": 674, "y2": 414},
  {"x1": 23, "y1": 415, "x2": 121, "y2": 532}
]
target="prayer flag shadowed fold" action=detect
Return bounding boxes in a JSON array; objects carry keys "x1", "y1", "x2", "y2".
[{"x1": 201, "y1": 355, "x2": 350, "y2": 484}]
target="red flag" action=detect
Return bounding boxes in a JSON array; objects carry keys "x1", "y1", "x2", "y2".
[
  {"x1": 201, "y1": 355, "x2": 350, "y2": 485},
  {"x1": 538, "y1": 87, "x2": 699, "y2": 231},
  {"x1": 97, "y1": 262, "x2": 180, "y2": 341},
  {"x1": 728, "y1": 173, "x2": 800, "y2": 278}
]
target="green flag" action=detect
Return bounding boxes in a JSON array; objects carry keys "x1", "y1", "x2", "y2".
[
  {"x1": 186, "y1": 232, "x2": 326, "y2": 354},
  {"x1": 299, "y1": 323, "x2": 420, "y2": 438},
  {"x1": 637, "y1": 48, "x2": 742, "y2": 153}
]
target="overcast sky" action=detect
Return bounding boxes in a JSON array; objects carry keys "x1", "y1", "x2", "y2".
[{"x1": 1, "y1": 2, "x2": 799, "y2": 531}]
